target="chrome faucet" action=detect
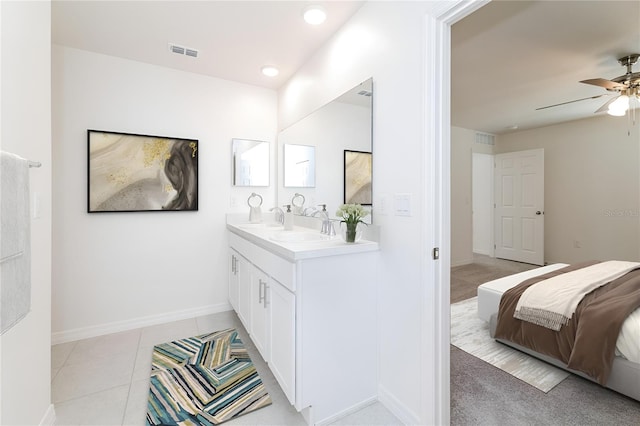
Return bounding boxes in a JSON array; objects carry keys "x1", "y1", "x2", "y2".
[
  {"x1": 270, "y1": 207, "x2": 285, "y2": 225},
  {"x1": 312, "y1": 206, "x2": 336, "y2": 236}
]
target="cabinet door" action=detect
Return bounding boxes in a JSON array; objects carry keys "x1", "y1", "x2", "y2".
[
  {"x1": 250, "y1": 268, "x2": 270, "y2": 362},
  {"x1": 269, "y1": 280, "x2": 296, "y2": 404},
  {"x1": 236, "y1": 254, "x2": 251, "y2": 330},
  {"x1": 228, "y1": 250, "x2": 239, "y2": 311}
]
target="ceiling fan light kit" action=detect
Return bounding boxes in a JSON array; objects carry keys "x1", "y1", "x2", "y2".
[{"x1": 608, "y1": 94, "x2": 630, "y2": 116}]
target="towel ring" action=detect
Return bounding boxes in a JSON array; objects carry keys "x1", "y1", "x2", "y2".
[
  {"x1": 247, "y1": 193, "x2": 263, "y2": 208},
  {"x1": 292, "y1": 192, "x2": 305, "y2": 208}
]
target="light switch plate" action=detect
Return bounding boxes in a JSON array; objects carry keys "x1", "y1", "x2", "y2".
[{"x1": 394, "y1": 193, "x2": 412, "y2": 216}]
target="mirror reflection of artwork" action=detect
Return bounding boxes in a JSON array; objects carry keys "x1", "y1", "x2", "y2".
[
  {"x1": 88, "y1": 130, "x2": 198, "y2": 212},
  {"x1": 344, "y1": 150, "x2": 372, "y2": 205},
  {"x1": 232, "y1": 139, "x2": 269, "y2": 187},
  {"x1": 284, "y1": 144, "x2": 316, "y2": 188}
]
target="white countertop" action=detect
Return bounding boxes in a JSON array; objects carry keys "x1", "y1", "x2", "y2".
[{"x1": 226, "y1": 219, "x2": 379, "y2": 262}]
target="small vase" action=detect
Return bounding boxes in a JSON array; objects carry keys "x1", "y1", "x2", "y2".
[{"x1": 340, "y1": 222, "x2": 364, "y2": 243}]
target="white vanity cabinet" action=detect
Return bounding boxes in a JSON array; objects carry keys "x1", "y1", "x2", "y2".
[{"x1": 227, "y1": 225, "x2": 379, "y2": 425}]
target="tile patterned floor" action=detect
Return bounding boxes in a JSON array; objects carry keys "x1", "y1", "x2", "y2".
[{"x1": 52, "y1": 310, "x2": 401, "y2": 426}]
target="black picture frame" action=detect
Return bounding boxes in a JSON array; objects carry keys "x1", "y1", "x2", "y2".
[
  {"x1": 87, "y1": 130, "x2": 198, "y2": 213},
  {"x1": 344, "y1": 150, "x2": 372, "y2": 205}
]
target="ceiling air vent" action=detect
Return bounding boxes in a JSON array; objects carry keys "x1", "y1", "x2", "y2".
[
  {"x1": 168, "y1": 43, "x2": 198, "y2": 58},
  {"x1": 357, "y1": 90, "x2": 372, "y2": 97},
  {"x1": 475, "y1": 132, "x2": 495, "y2": 146}
]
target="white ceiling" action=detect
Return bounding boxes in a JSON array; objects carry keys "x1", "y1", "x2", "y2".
[
  {"x1": 452, "y1": 0, "x2": 640, "y2": 135},
  {"x1": 52, "y1": 1, "x2": 640, "y2": 135},
  {"x1": 52, "y1": 1, "x2": 364, "y2": 90}
]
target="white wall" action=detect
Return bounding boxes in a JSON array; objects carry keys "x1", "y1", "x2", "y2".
[
  {"x1": 51, "y1": 46, "x2": 277, "y2": 341},
  {"x1": 279, "y1": 3, "x2": 442, "y2": 424},
  {"x1": 0, "y1": 1, "x2": 54, "y2": 424},
  {"x1": 495, "y1": 115, "x2": 640, "y2": 264}
]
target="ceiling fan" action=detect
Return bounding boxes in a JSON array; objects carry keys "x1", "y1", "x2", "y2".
[{"x1": 537, "y1": 54, "x2": 640, "y2": 116}]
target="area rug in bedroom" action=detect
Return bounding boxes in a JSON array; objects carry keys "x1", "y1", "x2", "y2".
[
  {"x1": 146, "y1": 328, "x2": 272, "y2": 425},
  {"x1": 451, "y1": 297, "x2": 570, "y2": 392}
]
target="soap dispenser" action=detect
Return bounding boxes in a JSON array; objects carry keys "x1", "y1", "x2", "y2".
[{"x1": 283, "y1": 204, "x2": 294, "y2": 230}]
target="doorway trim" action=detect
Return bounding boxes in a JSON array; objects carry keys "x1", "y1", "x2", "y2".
[{"x1": 422, "y1": 1, "x2": 490, "y2": 424}]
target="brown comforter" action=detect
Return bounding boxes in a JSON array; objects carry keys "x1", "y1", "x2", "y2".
[{"x1": 495, "y1": 261, "x2": 640, "y2": 385}]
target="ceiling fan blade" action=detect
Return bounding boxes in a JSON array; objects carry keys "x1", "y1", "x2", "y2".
[
  {"x1": 594, "y1": 95, "x2": 619, "y2": 113},
  {"x1": 580, "y1": 78, "x2": 626, "y2": 90},
  {"x1": 535, "y1": 94, "x2": 607, "y2": 111},
  {"x1": 612, "y1": 72, "x2": 640, "y2": 84}
]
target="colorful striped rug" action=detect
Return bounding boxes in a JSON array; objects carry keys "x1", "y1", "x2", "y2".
[{"x1": 146, "y1": 328, "x2": 272, "y2": 425}]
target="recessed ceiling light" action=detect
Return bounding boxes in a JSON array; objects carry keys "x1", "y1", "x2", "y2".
[
  {"x1": 261, "y1": 66, "x2": 279, "y2": 77},
  {"x1": 303, "y1": 5, "x2": 326, "y2": 25}
]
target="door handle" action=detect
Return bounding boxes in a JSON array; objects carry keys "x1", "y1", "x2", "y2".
[{"x1": 536, "y1": 211, "x2": 543, "y2": 215}]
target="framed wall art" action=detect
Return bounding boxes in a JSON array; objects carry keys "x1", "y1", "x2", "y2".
[
  {"x1": 344, "y1": 150, "x2": 372, "y2": 205},
  {"x1": 87, "y1": 130, "x2": 198, "y2": 213}
]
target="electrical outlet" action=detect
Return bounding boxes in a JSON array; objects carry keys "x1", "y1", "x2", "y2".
[{"x1": 574, "y1": 240, "x2": 581, "y2": 248}]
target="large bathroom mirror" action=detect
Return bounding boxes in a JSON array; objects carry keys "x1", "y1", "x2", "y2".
[
  {"x1": 284, "y1": 144, "x2": 316, "y2": 187},
  {"x1": 232, "y1": 138, "x2": 269, "y2": 187},
  {"x1": 278, "y1": 78, "x2": 372, "y2": 214}
]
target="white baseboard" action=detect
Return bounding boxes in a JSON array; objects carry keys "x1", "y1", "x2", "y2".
[
  {"x1": 378, "y1": 385, "x2": 419, "y2": 425},
  {"x1": 39, "y1": 404, "x2": 56, "y2": 426},
  {"x1": 51, "y1": 302, "x2": 232, "y2": 345},
  {"x1": 316, "y1": 395, "x2": 377, "y2": 425},
  {"x1": 450, "y1": 258, "x2": 473, "y2": 267}
]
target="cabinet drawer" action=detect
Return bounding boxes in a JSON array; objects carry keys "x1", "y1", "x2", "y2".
[{"x1": 229, "y1": 232, "x2": 296, "y2": 292}]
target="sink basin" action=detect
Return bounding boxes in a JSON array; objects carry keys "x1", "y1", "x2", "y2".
[
  {"x1": 269, "y1": 231, "x2": 331, "y2": 243},
  {"x1": 238, "y1": 223, "x2": 283, "y2": 230}
]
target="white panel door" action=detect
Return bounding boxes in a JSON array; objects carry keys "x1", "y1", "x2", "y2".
[{"x1": 494, "y1": 149, "x2": 544, "y2": 265}]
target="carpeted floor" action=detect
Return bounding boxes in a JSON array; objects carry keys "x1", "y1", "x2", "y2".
[
  {"x1": 450, "y1": 256, "x2": 537, "y2": 304},
  {"x1": 450, "y1": 255, "x2": 640, "y2": 425},
  {"x1": 451, "y1": 297, "x2": 569, "y2": 393}
]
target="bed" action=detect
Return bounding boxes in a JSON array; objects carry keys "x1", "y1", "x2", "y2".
[{"x1": 477, "y1": 262, "x2": 640, "y2": 401}]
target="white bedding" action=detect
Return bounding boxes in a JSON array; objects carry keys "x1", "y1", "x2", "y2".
[
  {"x1": 477, "y1": 265, "x2": 640, "y2": 364},
  {"x1": 616, "y1": 307, "x2": 640, "y2": 363}
]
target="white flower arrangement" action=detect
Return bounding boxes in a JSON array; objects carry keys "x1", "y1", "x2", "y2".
[{"x1": 335, "y1": 203, "x2": 369, "y2": 226}]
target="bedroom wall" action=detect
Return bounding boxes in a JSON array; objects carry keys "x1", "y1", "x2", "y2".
[
  {"x1": 495, "y1": 115, "x2": 640, "y2": 264},
  {"x1": 51, "y1": 46, "x2": 277, "y2": 342},
  {"x1": 0, "y1": 1, "x2": 54, "y2": 424}
]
